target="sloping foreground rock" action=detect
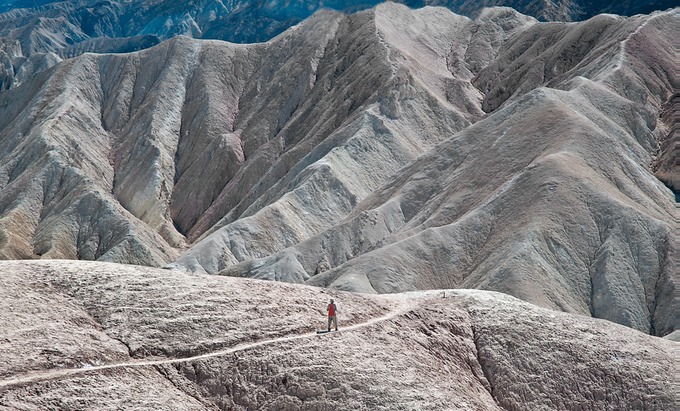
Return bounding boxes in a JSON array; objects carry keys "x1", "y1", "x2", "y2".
[{"x1": 0, "y1": 260, "x2": 675, "y2": 410}]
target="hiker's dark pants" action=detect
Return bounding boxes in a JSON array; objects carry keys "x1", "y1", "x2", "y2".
[{"x1": 328, "y1": 315, "x2": 337, "y2": 331}]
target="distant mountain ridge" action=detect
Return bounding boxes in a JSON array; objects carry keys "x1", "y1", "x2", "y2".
[
  {"x1": 1, "y1": 1, "x2": 676, "y2": 91},
  {"x1": 1, "y1": 1, "x2": 677, "y2": 21}
]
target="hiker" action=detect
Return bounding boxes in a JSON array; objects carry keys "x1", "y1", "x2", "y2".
[{"x1": 327, "y1": 299, "x2": 338, "y2": 332}]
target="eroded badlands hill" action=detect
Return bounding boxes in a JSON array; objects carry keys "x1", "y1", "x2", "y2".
[
  {"x1": 0, "y1": 260, "x2": 675, "y2": 410},
  {"x1": 0, "y1": 5, "x2": 524, "y2": 265},
  {"x1": 179, "y1": 6, "x2": 679, "y2": 337},
  {"x1": 0, "y1": 3, "x2": 677, "y2": 337}
]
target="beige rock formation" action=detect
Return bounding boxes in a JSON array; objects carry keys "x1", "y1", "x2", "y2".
[
  {"x1": 0, "y1": 3, "x2": 677, "y2": 338},
  {"x1": 1, "y1": 4, "x2": 513, "y2": 264},
  {"x1": 209, "y1": 6, "x2": 678, "y2": 336},
  {"x1": 0, "y1": 260, "x2": 675, "y2": 410}
]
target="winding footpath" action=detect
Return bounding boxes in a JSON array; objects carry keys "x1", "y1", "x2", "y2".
[{"x1": 0, "y1": 297, "x2": 420, "y2": 391}]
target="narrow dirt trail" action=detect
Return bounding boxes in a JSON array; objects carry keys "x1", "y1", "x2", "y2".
[{"x1": 0, "y1": 296, "x2": 422, "y2": 390}]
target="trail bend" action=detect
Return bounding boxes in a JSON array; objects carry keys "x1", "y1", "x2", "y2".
[{"x1": 0, "y1": 296, "x2": 424, "y2": 390}]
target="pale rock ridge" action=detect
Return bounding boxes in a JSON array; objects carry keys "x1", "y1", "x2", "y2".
[
  {"x1": 215, "y1": 9, "x2": 678, "y2": 336},
  {"x1": 103, "y1": 37, "x2": 253, "y2": 247},
  {"x1": 170, "y1": 4, "x2": 532, "y2": 274},
  {"x1": 0, "y1": 50, "x2": 175, "y2": 265},
  {"x1": 4, "y1": 1, "x2": 674, "y2": 92},
  {"x1": 2, "y1": 11, "x2": 376, "y2": 262},
  {"x1": 621, "y1": 12, "x2": 678, "y2": 194}
]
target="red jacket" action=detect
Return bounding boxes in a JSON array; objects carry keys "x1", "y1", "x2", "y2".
[{"x1": 327, "y1": 303, "x2": 336, "y2": 317}]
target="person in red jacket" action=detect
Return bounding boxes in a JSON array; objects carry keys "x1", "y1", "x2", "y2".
[{"x1": 327, "y1": 299, "x2": 338, "y2": 332}]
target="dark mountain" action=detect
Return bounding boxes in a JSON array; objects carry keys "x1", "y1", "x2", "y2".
[{"x1": 0, "y1": 0, "x2": 59, "y2": 13}]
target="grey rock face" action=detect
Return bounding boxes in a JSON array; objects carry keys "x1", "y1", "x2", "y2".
[
  {"x1": 172, "y1": 4, "x2": 495, "y2": 273},
  {"x1": 0, "y1": 3, "x2": 677, "y2": 338},
  {"x1": 210, "y1": 7, "x2": 677, "y2": 336},
  {"x1": 0, "y1": 4, "x2": 493, "y2": 265},
  {"x1": 0, "y1": 261, "x2": 675, "y2": 410}
]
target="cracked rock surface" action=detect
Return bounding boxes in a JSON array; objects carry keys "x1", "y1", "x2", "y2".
[{"x1": 0, "y1": 260, "x2": 675, "y2": 410}]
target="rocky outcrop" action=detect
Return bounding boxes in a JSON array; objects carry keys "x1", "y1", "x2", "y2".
[{"x1": 0, "y1": 261, "x2": 675, "y2": 410}]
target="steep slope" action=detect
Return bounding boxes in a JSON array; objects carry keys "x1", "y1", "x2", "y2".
[
  {"x1": 0, "y1": 260, "x2": 675, "y2": 410},
  {"x1": 654, "y1": 88, "x2": 679, "y2": 195},
  {"x1": 171, "y1": 5, "x2": 527, "y2": 274},
  {"x1": 1, "y1": 4, "x2": 517, "y2": 266},
  {"x1": 0, "y1": 36, "x2": 258, "y2": 264},
  {"x1": 210, "y1": 7, "x2": 678, "y2": 337}
]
